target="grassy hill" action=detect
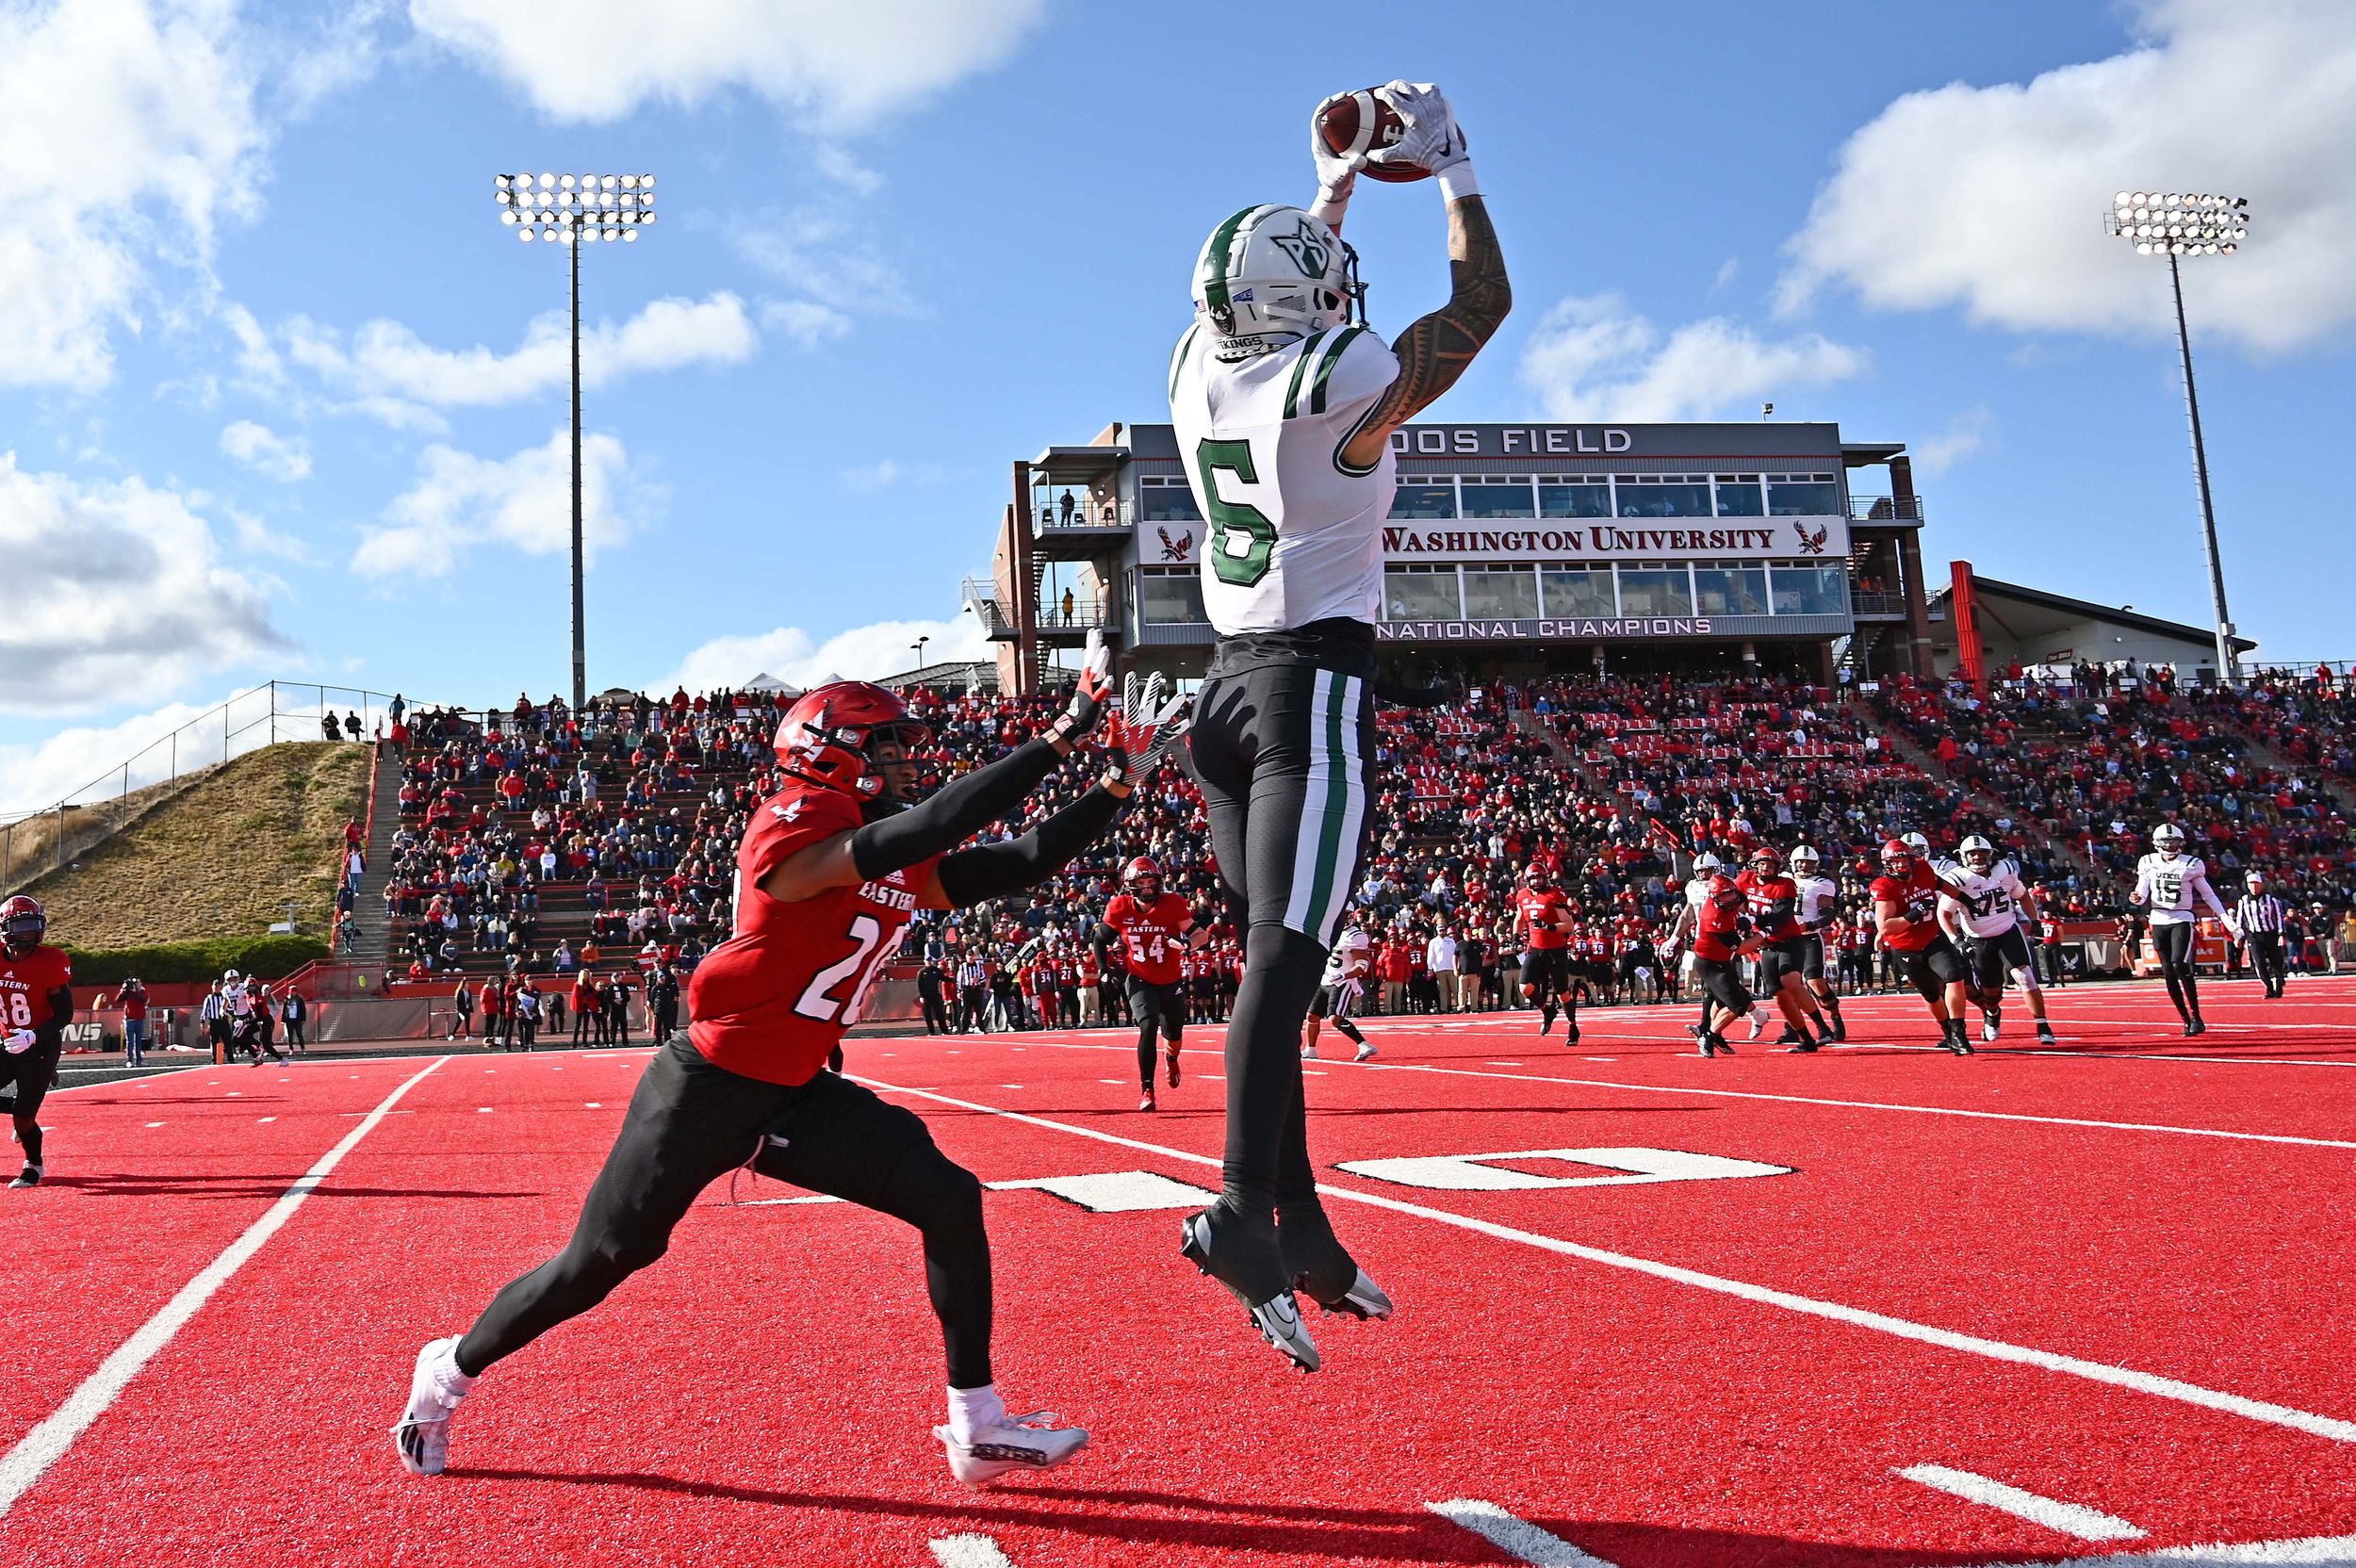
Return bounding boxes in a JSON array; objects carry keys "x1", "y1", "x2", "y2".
[{"x1": 17, "y1": 742, "x2": 369, "y2": 950}]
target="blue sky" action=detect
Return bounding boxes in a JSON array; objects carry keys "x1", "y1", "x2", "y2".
[{"x1": 3, "y1": 0, "x2": 2352, "y2": 808}]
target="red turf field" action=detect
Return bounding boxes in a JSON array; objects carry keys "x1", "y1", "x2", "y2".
[{"x1": 4, "y1": 976, "x2": 2354, "y2": 1567}]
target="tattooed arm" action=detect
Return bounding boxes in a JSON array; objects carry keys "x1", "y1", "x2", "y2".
[{"x1": 1337, "y1": 194, "x2": 1510, "y2": 472}]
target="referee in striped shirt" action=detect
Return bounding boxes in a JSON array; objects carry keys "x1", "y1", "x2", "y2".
[{"x1": 2235, "y1": 873, "x2": 2289, "y2": 998}]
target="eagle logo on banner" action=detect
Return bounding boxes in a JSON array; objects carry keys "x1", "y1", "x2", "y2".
[
  {"x1": 1793, "y1": 521, "x2": 1829, "y2": 554},
  {"x1": 1158, "y1": 526, "x2": 1195, "y2": 563}
]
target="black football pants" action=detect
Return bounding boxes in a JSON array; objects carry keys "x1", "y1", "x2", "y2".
[
  {"x1": 456, "y1": 1034, "x2": 993, "y2": 1388},
  {"x1": 1189, "y1": 659, "x2": 1376, "y2": 1215},
  {"x1": 2152, "y1": 921, "x2": 2202, "y2": 1020},
  {"x1": 1126, "y1": 976, "x2": 1185, "y2": 1087}
]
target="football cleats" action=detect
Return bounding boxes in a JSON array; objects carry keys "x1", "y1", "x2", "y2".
[
  {"x1": 2153, "y1": 822, "x2": 2186, "y2": 858},
  {"x1": 1192, "y1": 204, "x2": 1363, "y2": 359},
  {"x1": 773, "y1": 682, "x2": 932, "y2": 801},
  {"x1": 1788, "y1": 845, "x2": 1821, "y2": 874},
  {"x1": 1121, "y1": 857, "x2": 1164, "y2": 900},
  {"x1": 1959, "y1": 835, "x2": 1996, "y2": 873},
  {"x1": 0, "y1": 895, "x2": 44, "y2": 957},
  {"x1": 1880, "y1": 838, "x2": 1914, "y2": 876}
]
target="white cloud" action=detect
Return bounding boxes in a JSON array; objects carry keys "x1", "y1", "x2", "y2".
[
  {"x1": 0, "y1": 696, "x2": 221, "y2": 814},
  {"x1": 0, "y1": 0, "x2": 266, "y2": 391},
  {"x1": 407, "y1": 0, "x2": 1045, "y2": 128},
  {"x1": 736, "y1": 205, "x2": 922, "y2": 345},
  {"x1": 761, "y1": 299, "x2": 853, "y2": 348},
  {"x1": 1778, "y1": 0, "x2": 2356, "y2": 353},
  {"x1": 220, "y1": 418, "x2": 311, "y2": 482},
  {"x1": 352, "y1": 427, "x2": 643, "y2": 578},
  {"x1": 284, "y1": 291, "x2": 758, "y2": 416},
  {"x1": 0, "y1": 452, "x2": 284, "y2": 713},
  {"x1": 1913, "y1": 407, "x2": 1996, "y2": 476},
  {"x1": 664, "y1": 613, "x2": 989, "y2": 694},
  {"x1": 1519, "y1": 294, "x2": 1869, "y2": 421}
]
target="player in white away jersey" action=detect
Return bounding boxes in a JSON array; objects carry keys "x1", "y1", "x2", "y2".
[
  {"x1": 1301, "y1": 911, "x2": 1373, "y2": 1061},
  {"x1": 1171, "y1": 82, "x2": 1508, "y2": 1373},
  {"x1": 1935, "y1": 836, "x2": 2058, "y2": 1045},
  {"x1": 2133, "y1": 821, "x2": 2237, "y2": 1036},
  {"x1": 1785, "y1": 846, "x2": 1847, "y2": 1042}
]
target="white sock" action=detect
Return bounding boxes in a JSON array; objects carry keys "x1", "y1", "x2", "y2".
[
  {"x1": 431, "y1": 1338, "x2": 478, "y2": 1397},
  {"x1": 947, "y1": 1382, "x2": 1005, "y2": 1444}
]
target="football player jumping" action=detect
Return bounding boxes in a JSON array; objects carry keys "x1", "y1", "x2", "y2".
[
  {"x1": 0, "y1": 895, "x2": 74, "y2": 1189},
  {"x1": 1169, "y1": 82, "x2": 1506, "y2": 1370},
  {"x1": 395, "y1": 656, "x2": 1180, "y2": 1486}
]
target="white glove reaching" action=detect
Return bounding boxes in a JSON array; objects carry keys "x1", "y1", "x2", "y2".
[
  {"x1": 1309, "y1": 91, "x2": 1366, "y2": 220},
  {"x1": 1105, "y1": 671, "x2": 1192, "y2": 783},
  {"x1": 1050, "y1": 629, "x2": 1117, "y2": 745},
  {"x1": 1365, "y1": 81, "x2": 1470, "y2": 180},
  {"x1": 3, "y1": 1029, "x2": 35, "y2": 1055}
]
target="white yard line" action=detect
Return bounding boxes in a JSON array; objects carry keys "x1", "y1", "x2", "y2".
[
  {"x1": 928, "y1": 1534, "x2": 1019, "y2": 1567},
  {"x1": 1897, "y1": 1463, "x2": 2144, "y2": 1542},
  {"x1": 1429, "y1": 1499, "x2": 1617, "y2": 1566},
  {"x1": 0, "y1": 1056, "x2": 450, "y2": 1517},
  {"x1": 858, "y1": 1075, "x2": 2356, "y2": 1447}
]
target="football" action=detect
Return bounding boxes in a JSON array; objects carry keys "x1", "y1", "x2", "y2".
[{"x1": 1316, "y1": 86, "x2": 1427, "y2": 183}]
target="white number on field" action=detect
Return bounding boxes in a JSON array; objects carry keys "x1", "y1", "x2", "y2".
[{"x1": 1334, "y1": 1147, "x2": 1792, "y2": 1190}]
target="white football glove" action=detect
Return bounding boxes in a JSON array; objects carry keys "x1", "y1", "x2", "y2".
[
  {"x1": 1050, "y1": 629, "x2": 1117, "y2": 746},
  {"x1": 1104, "y1": 671, "x2": 1192, "y2": 784},
  {"x1": 1366, "y1": 81, "x2": 1471, "y2": 180},
  {"x1": 1309, "y1": 91, "x2": 1366, "y2": 222},
  {"x1": 3, "y1": 1029, "x2": 35, "y2": 1055}
]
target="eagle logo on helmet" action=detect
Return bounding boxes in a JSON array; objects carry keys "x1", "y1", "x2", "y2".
[{"x1": 773, "y1": 682, "x2": 931, "y2": 800}]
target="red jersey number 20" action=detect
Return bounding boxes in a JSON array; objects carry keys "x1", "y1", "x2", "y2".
[{"x1": 794, "y1": 915, "x2": 892, "y2": 1024}]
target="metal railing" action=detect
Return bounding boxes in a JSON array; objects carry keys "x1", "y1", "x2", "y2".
[
  {"x1": 1030, "y1": 498, "x2": 1136, "y2": 534},
  {"x1": 0, "y1": 681, "x2": 415, "y2": 896},
  {"x1": 1846, "y1": 496, "x2": 1924, "y2": 523},
  {"x1": 1850, "y1": 591, "x2": 1909, "y2": 617}
]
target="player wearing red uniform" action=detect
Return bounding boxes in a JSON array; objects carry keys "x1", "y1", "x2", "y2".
[
  {"x1": 1733, "y1": 848, "x2": 1835, "y2": 1052},
  {"x1": 1689, "y1": 874, "x2": 1764, "y2": 1057},
  {"x1": 0, "y1": 896, "x2": 74, "y2": 1187},
  {"x1": 397, "y1": 658, "x2": 1184, "y2": 1486},
  {"x1": 1096, "y1": 858, "x2": 1199, "y2": 1110},
  {"x1": 1870, "y1": 838, "x2": 1973, "y2": 1054},
  {"x1": 1513, "y1": 863, "x2": 1579, "y2": 1041}
]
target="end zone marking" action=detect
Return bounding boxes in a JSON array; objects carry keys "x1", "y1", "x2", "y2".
[
  {"x1": 1429, "y1": 1498, "x2": 1618, "y2": 1566},
  {"x1": 1897, "y1": 1464, "x2": 2143, "y2": 1542},
  {"x1": 860, "y1": 1077, "x2": 2356, "y2": 1447},
  {"x1": 0, "y1": 1055, "x2": 450, "y2": 1518},
  {"x1": 930, "y1": 1535, "x2": 1018, "y2": 1568},
  {"x1": 1339, "y1": 1148, "x2": 1791, "y2": 1191}
]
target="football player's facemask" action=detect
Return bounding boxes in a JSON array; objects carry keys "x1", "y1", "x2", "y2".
[
  {"x1": 774, "y1": 682, "x2": 931, "y2": 802},
  {"x1": 1192, "y1": 204, "x2": 1364, "y2": 359},
  {"x1": 1880, "y1": 840, "x2": 1914, "y2": 878},
  {"x1": 1522, "y1": 864, "x2": 1551, "y2": 889},
  {"x1": 1960, "y1": 836, "x2": 1996, "y2": 873},
  {"x1": 1789, "y1": 848, "x2": 1820, "y2": 875},
  {"x1": 1122, "y1": 857, "x2": 1164, "y2": 901},
  {"x1": 0, "y1": 894, "x2": 44, "y2": 956},
  {"x1": 2152, "y1": 824, "x2": 2185, "y2": 858}
]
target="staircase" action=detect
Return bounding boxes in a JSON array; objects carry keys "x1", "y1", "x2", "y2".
[
  {"x1": 1509, "y1": 705, "x2": 1616, "y2": 799},
  {"x1": 345, "y1": 744, "x2": 404, "y2": 965}
]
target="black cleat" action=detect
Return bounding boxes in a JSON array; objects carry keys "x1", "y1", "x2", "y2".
[
  {"x1": 1562, "y1": 1017, "x2": 1580, "y2": 1046},
  {"x1": 1278, "y1": 1200, "x2": 1394, "y2": 1322},
  {"x1": 2184, "y1": 1020, "x2": 2207, "y2": 1037},
  {"x1": 8, "y1": 1165, "x2": 42, "y2": 1189}
]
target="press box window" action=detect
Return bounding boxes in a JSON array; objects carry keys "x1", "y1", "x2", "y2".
[
  {"x1": 1615, "y1": 475, "x2": 1713, "y2": 518},
  {"x1": 1765, "y1": 473, "x2": 1841, "y2": 516},
  {"x1": 1769, "y1": 561, "x2": 1849, "y2": 616},
  {"x1": 1616, "y1": 564, "x2": 1693, "y2": 616},
  {"x1": 1137, "y1": 566, "x2": 1205, "y2": 625},
  {"x1": 1537, "y1": 477, "x2": 1612, "y2": 519},
  {"x1": 1461, "y1": 564, "x2": 1539, "y2": 619},
  {"x1": 1138, "y1": 477, "x2": 1201, "y2": 524},
  {"x1": 1539, "y1": 564, "x2": 1616, "y2": 618},
  {"x1": 1693, "y1": 562, "x2": 1768, "y2": 616},
  {"x1": 1460, "y1": 478, "x2": 1536, "y2": 519},
  {"x1": 1383, "y1": 564, "x2": 1464, "y2": 620},
  {"x1": 1389, "y1": 482, "x2": 1457, "y2": 520},
  {"x1": 1712, "y1": 475, "x2": 1765, "y2": 516}
]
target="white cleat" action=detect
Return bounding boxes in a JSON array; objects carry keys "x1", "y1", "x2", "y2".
[
  {"x1": 1317, "y1": 1266, "x2": 1394, "y2": 1322},
  {"x1": 1301, "y1": 1043, "x2": 1317, "y2": 1059},
  {"x1": 1352, "y1": 1042, "x2": 1378, "y2": 1062},
  {"x1": 391, "y1": 1336, "x2": 475, "y2": 1477},
  {"x1": 1747, "y1": 1012, "x2": 1769, "y2": 1040},
  {"x1": 1982, "y1": 1018, "x2": 2001, "y2": 1042},
  {"x1": 934, "y1": 1411, "x2": 1090, "y2": 1487},
  {"x1": 8, "y1": 1164, "x2": 42, "y2": 1189},
  {"x1": 1247, "y1": 1293, "x2": 1321, "y2": 1373}
]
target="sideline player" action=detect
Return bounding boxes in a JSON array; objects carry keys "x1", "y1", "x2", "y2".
[
  {"x1": 1938, "y1": 835, "x2": 2060, "y2": 1045},
  {"x1": 1169, "y1": 82, "x2": 1502, "y2": 1367},
  {"x1": 1734, "y1": 846, "x2": 1836, "y2": 1052},
  {"x1": 1096, "y1": 857, "x2": 1199, "y2": 1110},
  {"x1": 1870, "y1": 838, "x2": 1975, "y2": 1055},
  {"x1": 394, "y1": 667, "x2": 1175, "y2": 1485},
  {"x1": 2134, "y1": 822, "x2": 2236, "y2": 1036},
  {"x1": 1514, "y1": 862, "x2": 1580, "y2": 1041},
  {"x1": 1688, "y1": 874, "x2": 1764, "y2": 1057},
  {"x1": 0, "y1": 896, "x2": 73, "y2": 1188},
  {"x1": 1302, "y1": 908, "x2": 1374, "y2": 1061},
  {"x1": 1786, "y1": 845, "x2": 1846, "y2": 1041}
]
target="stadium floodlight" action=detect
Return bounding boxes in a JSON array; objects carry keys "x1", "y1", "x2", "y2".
[
  {"x1": 2104, "y1": 189, "x2": 2251, "y2": 687},
  {"x1": 492, "y1": 170, "x2": 658, "y2": 711}
]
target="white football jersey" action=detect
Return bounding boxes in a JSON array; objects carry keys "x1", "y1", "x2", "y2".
[
  {"x1": 1322, "y1": 927, "x2": 1371, "y2": 985},
  {"x1": 1940, "y1": 860, "x2": 2027, "y2": 939},
  {"x1": 1170, "y1": 322, "x2": 1400, "y2": 634},
  {"x1": 2136, "y1": 853, "x2": 2217, "y2": 925},
  {"x1": 1793, "y1": 874, "x2": 1840, "y2": 930}
]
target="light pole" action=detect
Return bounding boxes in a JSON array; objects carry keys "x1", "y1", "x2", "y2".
[
  {"x1": 911, "y1": 636, "x2": 930, "y2": 670},
  {"x1": 2105, "y1": 189, "x2": 2250, "y2": 686},
  {"x1": 494, "y1": 170, "x2": 659, "y2": 711}
]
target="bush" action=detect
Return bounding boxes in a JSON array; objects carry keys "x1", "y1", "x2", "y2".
[{"x1": 64, "y1": 934, "x2": 331, "y2": 987}]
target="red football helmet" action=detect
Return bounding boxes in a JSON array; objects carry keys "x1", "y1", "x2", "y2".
[
  {"x1": 772, "y1": 682, "x2": 931, "y2": 799},
  {"x1": 1749, "y1": 844, "x2": 1781, "y2": 873},
  {"x1": 1, "y1": 894, "x2": 45, "y2": 956},
  {"x1": 1708, "y1": 874, "x2": 1744, "y2": 908},
  {"x1": 1522, "y1": 861, "x2": 1551, "y2": 888},
  {"x1": 1122, "y1": 857, "x2": 1163, "y2": 896},
  {"x1": 1879, "y1": 838, "x2": 1913, "y2": 876}
]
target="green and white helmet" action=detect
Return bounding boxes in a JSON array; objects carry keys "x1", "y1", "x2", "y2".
[{"x1": 1192, "y1": 204, "x2": 1362, "y2": 359}]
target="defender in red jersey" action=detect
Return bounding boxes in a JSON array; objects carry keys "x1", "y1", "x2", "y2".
[
  {"x1": 397, "y1": 651, "x2": 1187, "y2": 1487},
  {"x1": 1095, "y1": 857, "x2": 1201, "y2": 1109},
  {"x1": 1870, "y1": 838, "x2": 1973, "y2": 1054},
  {"x1": 1, "y1": 895, "x2": 74, "y2": 1188},
  {"x1": 1688, "y1": 874, "x2": 1764, "y2": 1057},
  {"x1": 1732, "y1": 847, "x2": 1835, "y2": 1052},
  {"x1": 1513, "y1": 862, "x2": 1579, "y2": 1041}
]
